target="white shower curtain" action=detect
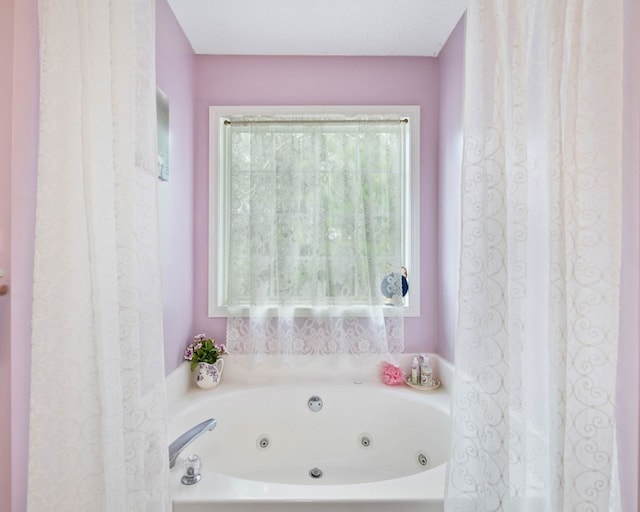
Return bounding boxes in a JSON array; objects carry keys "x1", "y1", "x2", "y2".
[
  {"x1": 29, "y1": 1, "x2": 169, "y2": 511},
  {"x1": 446, "y1": 1, "x2": 623, "y2": 511}
]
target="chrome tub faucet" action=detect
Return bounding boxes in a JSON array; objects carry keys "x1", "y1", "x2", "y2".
[{"x1": 168, "y1": 418, "x2": 217, "y2": 468}]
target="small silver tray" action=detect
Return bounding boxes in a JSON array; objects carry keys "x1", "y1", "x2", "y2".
[{"x1": 404, "y1": 376, "x2": 441, "y2": 392}]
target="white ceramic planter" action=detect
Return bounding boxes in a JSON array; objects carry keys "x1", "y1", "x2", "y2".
[{"x1": 195, "y1": 359, "x2": 224, "y2": 390}]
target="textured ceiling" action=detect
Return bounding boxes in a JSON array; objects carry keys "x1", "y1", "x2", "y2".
[{"x1": 166, "y1": 0, "x2": 467, "y2": 57}]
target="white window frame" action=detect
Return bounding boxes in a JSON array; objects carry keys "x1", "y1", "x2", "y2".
[{"x1": 208, "y1": 105, "x2": 421, "y2": 317}]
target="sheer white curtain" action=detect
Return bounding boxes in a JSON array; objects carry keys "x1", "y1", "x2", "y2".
[
  {"x1": 446, "y1": 1, "x2": 623, "y2": 511},
  {"x1": 29, "y1": 1, "x2": 169, "y2": 511},
  {"x1": 224, "y1": 116, "x2": 405, "y2": 359}
]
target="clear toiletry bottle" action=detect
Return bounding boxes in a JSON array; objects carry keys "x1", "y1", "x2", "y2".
[
  {"x1": 411, "y1": 356, "x2": 420, "y2": 385},
  {"x1": 420, "y1": 355, "x2": 433, "y2": 387}
]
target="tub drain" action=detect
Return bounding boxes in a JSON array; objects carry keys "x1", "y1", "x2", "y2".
[
  {"x1": 308, "y1": 396, "x2": 323, "y2": 412},
  {"x1": 309, "y1": 467, "x2": 323, "y2": 479}
]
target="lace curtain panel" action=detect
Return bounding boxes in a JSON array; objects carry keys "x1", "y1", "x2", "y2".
[
  {"x1": 445, "y1": 1, "x2": 623, "y2": 511},
  {"x1": 224, "y1": 116, "x2": 406, "y2": 356},
  {"x1": 29, "y1": 1, "x2": 169, "y2": 511}
]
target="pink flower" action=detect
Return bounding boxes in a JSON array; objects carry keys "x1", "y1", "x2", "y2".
[{"x1": 381, "y1": 362, "x2": 405, "y2": 386}]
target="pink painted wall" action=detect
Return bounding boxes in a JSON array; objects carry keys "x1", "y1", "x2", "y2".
[
  {"x1": 618, "y1": 0, "x2": 640, "y2": 509},
  {"x1": 156, "y1": 0, "x2": 196, "y2": 373},
  {"x1": 0, "y1": 0, "x2": 38, "y2": 511},
  {"x1": 0, "y1": 0, "x2": 17, "y2": 509},
  {"x1": 9, "y1": 1, "x2": 38, "y2": 511},
  {"x1": 437, "y1": 16, "x2": 465, "y2": 363},
  {"x1": 191, "y1": 55, "x2": 441, "y2": 354}
]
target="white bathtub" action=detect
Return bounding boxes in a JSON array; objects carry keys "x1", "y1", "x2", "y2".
[{"x1": 167, "y1": 355, "x2": 452, "y2": 512}]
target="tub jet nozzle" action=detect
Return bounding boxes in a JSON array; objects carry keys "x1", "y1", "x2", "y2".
[{"x1": 309, "y1": 467, "x2": 323, "y2": 479}]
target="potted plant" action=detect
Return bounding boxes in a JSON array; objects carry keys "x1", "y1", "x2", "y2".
[{"x1": 184, "y1": 334, "x2": 226, "y2": 389}]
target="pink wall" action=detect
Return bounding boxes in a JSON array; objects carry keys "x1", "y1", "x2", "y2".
[
  {"x1": 9, "y1": 1, "x2": 38, "y2": 510},
  {"x1": 437, "y1": 16, "x2": 464, "y2": 363},
  {"x1": 0, "y1": 1, "x2": 38, "y2": 511},
  {"x1": 618, "y1": 0, "x2": 640, "y2": 508},
  {"x1": 0, "y1": 0, "x2": 16, "y2": 509},
  {"x1": 156, "y1": 0, "x2": 196, "y2": 373},
  {"x1": 191, "y1": 55, "x2": 441, "y2": 354}
]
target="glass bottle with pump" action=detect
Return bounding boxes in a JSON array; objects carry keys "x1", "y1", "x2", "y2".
[
  {"x1": 411, "y1": 357, "x2": 420, "y2": 385},
  {"x1": 420, "y1": 355, "x2": 433, "y2": 387}
]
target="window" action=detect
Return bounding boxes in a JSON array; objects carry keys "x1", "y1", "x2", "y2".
[{"x1": 209, "y1": 106, "x2": 420, "y2": 316}]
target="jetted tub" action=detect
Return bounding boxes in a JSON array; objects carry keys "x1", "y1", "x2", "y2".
[{"x1": 167, "y1": 355, "x2": 452, "y2": 512}]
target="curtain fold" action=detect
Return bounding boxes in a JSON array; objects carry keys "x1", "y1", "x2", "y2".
[
  {"x1": 445, "y1": 1, "x2": 623, "y2": 511},
  {"x1": 224, "y1": 116, "x2": 405, "y2": 360},
  {"x1": 29, "y1": 1, "x2": 169, "y2": 510}
]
